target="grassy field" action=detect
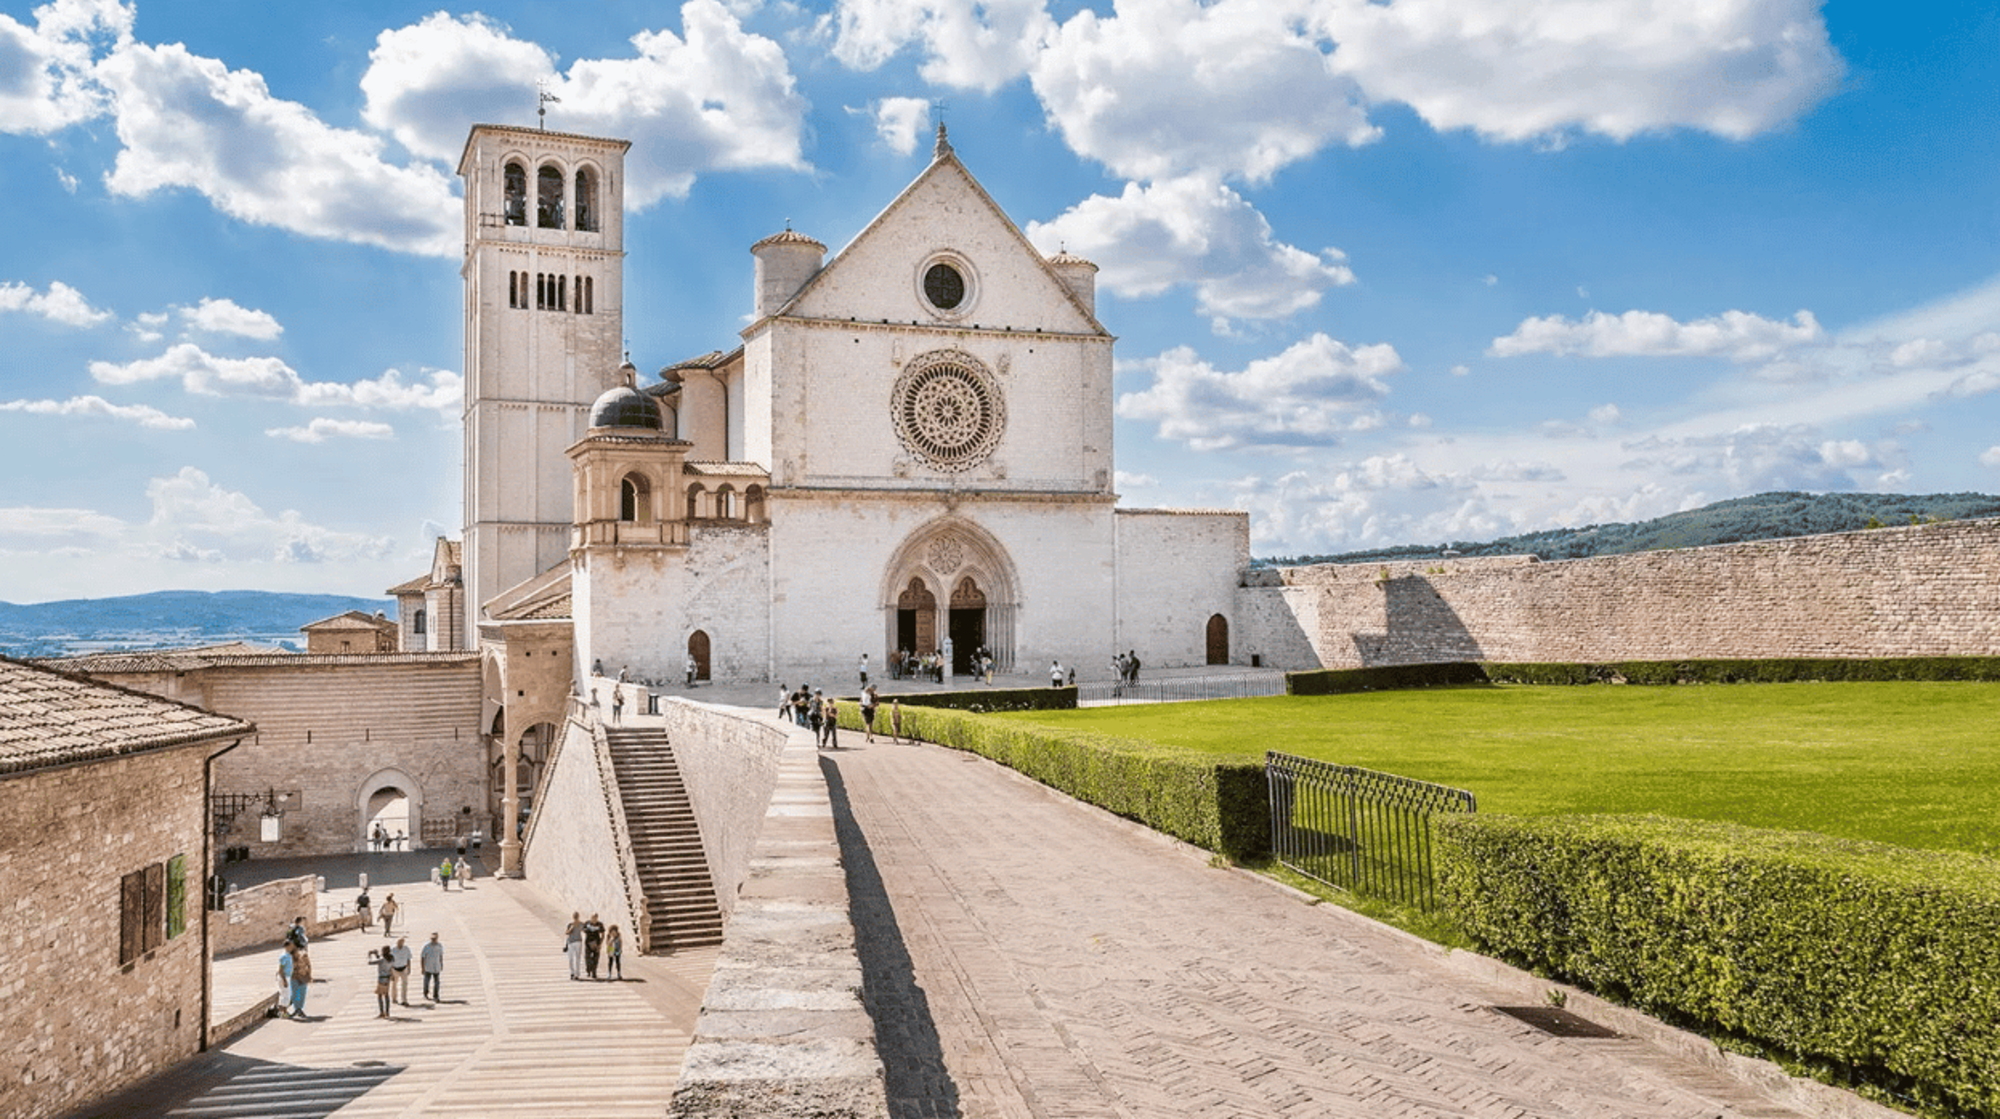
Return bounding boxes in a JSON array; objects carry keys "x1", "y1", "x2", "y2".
[{"x1": 990, "y1": 682, "x2": 2000, "y2": 857}]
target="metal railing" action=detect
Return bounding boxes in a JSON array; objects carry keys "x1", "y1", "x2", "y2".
[
  {"x1": 1076, "y1": 672, "x2": 1288, "y2": 705},
  {"x1": 1266, "y1": 752, "x2": 1476, "y2": 912}
]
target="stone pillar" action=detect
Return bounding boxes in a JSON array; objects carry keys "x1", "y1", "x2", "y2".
[{"x1": 498, "y1": 729, "x2": 521, "y2": 878}]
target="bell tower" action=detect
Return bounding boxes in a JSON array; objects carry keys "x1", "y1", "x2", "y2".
[{"x1": 457, "y1": 124, "x2": 631, "y2": 646}]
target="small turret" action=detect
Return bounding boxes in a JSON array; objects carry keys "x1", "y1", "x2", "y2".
[
  {"x1": 1047, "y1": 247, "x2": 1099, "y2": 316},
  {"x1": 750, "y1": 226, "x2": 826, "y2": 319}
]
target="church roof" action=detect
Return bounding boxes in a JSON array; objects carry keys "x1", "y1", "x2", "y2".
[
  {"x1": 35, "y1": 650, "x2": 476, "y2": 674},
  {"x1": 386, "y1": 574, "x2": 431, "y2": 595},
  {"x1": 684, "y1": 461, "x2": 770, "y2": 478},
  {"x1": 660, "y1": 348, "x2": 741, "y2": 373},
  {"x1": 751, "y1": 228, "x2": 826, "y2": 251},
  {"x1": 1047, "y1": 249, "x2": 1098, "y2": 271},
  {"x1": 301, "y1": 610, "x2": 398, "y2": 633},
  {"x1": 0, "y1": 656, "x2": 253, "y2": 776}
]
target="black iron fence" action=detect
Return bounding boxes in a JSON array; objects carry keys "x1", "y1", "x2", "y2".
[
  {"x1": 1076, "y1": 672, "x2": 1288, "y2": 706},
  {"x1": 1266, "y1": 752, "x2": 1476, "y2": 911}
]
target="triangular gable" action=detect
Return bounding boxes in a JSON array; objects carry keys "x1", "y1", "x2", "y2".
[{"x1": 769, "y1": 143, "x2": 1108, "y2": 337}]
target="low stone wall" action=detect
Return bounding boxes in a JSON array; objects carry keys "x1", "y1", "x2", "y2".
[
  {"x1": 1249, "y1": 518, "x2": 2000, "y2": 669},
  {"x1": 209, "y1": 875, "x2": 318, "y2": 956},
  {"x1": 521, "y1": 719, "x2": 641, "y2": 940},
  {"x1": 663, "y1": 700, "x2": 789, "y2": 917},
  {"x1": 668, "y1": 729, "x2": 886, "y2": 1118}
]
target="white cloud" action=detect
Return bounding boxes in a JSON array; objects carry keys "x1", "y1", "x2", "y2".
[
  {"x1": 1118, "y1": 333, "x2": 1402, "y2": 451},
  {"x1": 1030, "y1": 0, "x2": 1377, "y2": 183},
  {"x1": 266, "y1": 418, "x2": 396, "y2": 443},
  {"x1": 89, "y1": 343, "x2": 461, "y2": 415},
  {"x1": 1114, "y1": 470, "x2": 1156, "y2": 488},
  {"x1": 97, "y1": 41, "x2": 460, "y2": 256},
  {"x1": 1982, "y1": 447, "x2": 2000, "y2": 469},
  {"x1": 1028, "y1": 176, "x2": 1353, "y2": 323},
  {"x1": 1623, "y1": 423, "x2": 1883, "y2": 492},
  {"x1": 0, "y1": 279, "x2": 113, "y2": 326},
  {"x1": 1490, "y1": 308, "x2": 1822, "y2": 361},
  {"x1": 0, "y1": 394, "x2": 192, "y2": 429},
  {"x1": 868, "y1": 96, "x2": 929, "y2": 155},
  {"x1": 361, "y1": 4, "x2": 807, "y2": 208},
  {"x1": 827, "y1": 0, "x2": 1054, "y2": 91},
  {"x1": 143, "y1": 466, "x2": 394, "y2": 565},
  {"x1": 1587, "y1": 403, "x2": 1621, "y2": 425},
  {"x1": 1315, "y1": 0, "x2": 1841, "y2": 145},
  {"x1": 0, "y1": 0, "x2": 130, "y2": 135},
  {"x1": 182, "y1": 296, "x2": 281, "y2": 340},
  {"x1": 1449, "y1": 364, "x2": 1470, "y2": 377}
]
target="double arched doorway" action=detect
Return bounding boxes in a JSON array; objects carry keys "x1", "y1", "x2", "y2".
[{"x1": 884, "y1": 519, "x2": 1018, "y2": 675}]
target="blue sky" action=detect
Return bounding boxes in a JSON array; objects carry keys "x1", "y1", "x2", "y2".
[{"x1": 1, "y1": 0, "x2": 1995, "y2": 603}]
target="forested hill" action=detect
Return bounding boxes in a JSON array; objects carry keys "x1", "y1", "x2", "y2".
[
  {"x1": 1264, "y1": 491, "x2": 2000, "y2": 567},
  {"x1": 0, "y1": 590, "x2": 392, "y2": 658}
]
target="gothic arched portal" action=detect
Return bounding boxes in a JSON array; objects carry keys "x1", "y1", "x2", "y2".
[{"x1": 881, "y1": 519, "x2": 1019, "y2": 674}]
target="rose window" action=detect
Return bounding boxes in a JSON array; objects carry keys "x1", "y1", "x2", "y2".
[{"x1": 892, "y1": 352, "x2": 1005, "y2": 471}]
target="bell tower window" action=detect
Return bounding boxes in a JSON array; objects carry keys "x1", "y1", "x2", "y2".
[
  {"x1": 574, "y1": 167, "x2": 598, "y2": 232},
  {"x1": 503, "y1": 161, "x2": 527, "y2": 226},
  {"x1": 537, "y1": 164, "x2": 564, "y2": 229}
]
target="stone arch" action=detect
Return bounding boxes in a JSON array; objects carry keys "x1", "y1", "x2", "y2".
[
  {"x1": 620, "y1": 471, "x2": 652, "y2": 523},
  {"x1": 357, "y1": 767, "x2": 423, "y2": 851},
  {"x1": 715, "y1": 483, "x2": 737, "y2": 519},
  {"x1": 573, "y1": 164, "x2": 599, "y2": 232},
  {"x1": 536, "y1": 162, "x2": 565, "y2": 228},
  {"x1": 688, "y1": 629, "x2": 711, "y2": 682},
  {"x1": 503, "y1": 159, "x2": 527, "y2": 226},
  {"x1": 744, "y1": 484, "x2": 766, "y2": 523},
  {"x1": 880, "y1": 518, "x2": 1020, "y2": 673},
  {"x1": 1206, "y1": 613, "x2": 1230, "y2": 666},
  {"x1": 686, "y1": 482, "x2": 708, "y2": 519}
]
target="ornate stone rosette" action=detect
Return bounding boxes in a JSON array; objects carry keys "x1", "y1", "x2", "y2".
[{"x1": 891, "y1": 350, "x2": 1005, "y2": 472}]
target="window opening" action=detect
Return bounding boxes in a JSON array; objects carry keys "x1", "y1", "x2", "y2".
[
  {"x1": 574, "y1": 167, "x2": 598, "y2": 232},
  {"x1": 621, "y1": 474, "x2": 652, "y2": 522},
  {"x1": 503, "y1": 161, "x2": 527, "y2": 226},
  {"x1": 414, "y1": 609, "x2": 427, "y2": 636},
  {"x1": 537, "y1": 164, "x2": 564, "y2": 229}
]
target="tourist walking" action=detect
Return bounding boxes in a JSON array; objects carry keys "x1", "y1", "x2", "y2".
[
  {"x1": 356, "y1": 888, "x2": 372, "y2": 929},
  {"x1": 605, "y1": 925, "x2": 624, "y2": 980},
  {"x1": 861, "y1": 684, "x2": 879, "y2": 743},
  {"x1": 370, "y1": 949, "x2": 394, "y2": 1018},
  {"x1": 583, "y1": 913, "x2": 606, "y2": 979},
  {"x1": 822, "y1": 696, "x2": 840, "y2": 749},
  {"x1": 611, "y1": 685, "x2": 624, "y2": 724},
  {"x1": 389, "y1": 937, "x2": 413, "y2": 1005},
  {"x1": 438, "y1": 858, "x2": 453, "y2": 891},
  {"x1": 685, "y1": 653, "x2": 698, "y2": 686},
  {"x1": 371, "y1": 823, "x2": 386, "y2": 851},
  {"x1": 454, "y1": 855, "x2": 471, "y2": 887},
  {"x1": 777, "y1": 683, "x2": 789, "y2": 719},
  {"x1": 421, "y1": 933, "x2": 444, "y2": 1002},
  {"x1": 277, "y1": 944, "x2": 299, "y2": 1018},
  {"x1": 808, "y1": 690, "x2": 825, "y2": 747},
  {"x1": 286, "y1": 916, "x2": 308, "y2": 950},
  {"x1": 379, "y1": 893, "x2": 398, "y2": 937},
  {"x1": 564, "y1": 913, "x2": 585, "y2": 980}
]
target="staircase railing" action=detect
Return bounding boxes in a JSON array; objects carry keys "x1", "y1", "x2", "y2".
[{"x1": 593, "y1": 726, "x2": 654, "y2": 953}]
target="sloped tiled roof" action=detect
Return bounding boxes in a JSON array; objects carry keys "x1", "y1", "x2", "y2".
[
  {"x1": 301, "y1": 610, "x2": 397, "y2": 632},
  {"x1": 684, "y1": 462, "x2": 771, "y2": 478},
  {"x1": 0, "y1": 657, "x2": 253, "y2": 776},
  {"x1": 36, "y1": 650, "x2": 475, "y2": 674},
  {"x1": 386, "y1": 574, "x2": 430, "y2": 595},
  {"x1": 518, "y1": 593, "x2": 573, "y2": 621}
]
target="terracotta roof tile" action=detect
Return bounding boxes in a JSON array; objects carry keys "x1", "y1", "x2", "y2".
[{"x1": 0, "y1": 657, "x2": 253, "y2": 775}]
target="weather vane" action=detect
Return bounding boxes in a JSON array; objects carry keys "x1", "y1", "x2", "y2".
[{"x1": 538, "y1": 81, "x2": 561, "y2": 130}]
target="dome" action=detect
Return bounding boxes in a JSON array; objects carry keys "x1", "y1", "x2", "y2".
[{"x1": 589, "y1": 384, "x2": 662, "y2": 430}]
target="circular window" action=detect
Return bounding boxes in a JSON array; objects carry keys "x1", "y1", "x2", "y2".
[
  {"x1": 891, "y1": 351, "x2": 1006, "y2": 471},
  {"x1": 924, "y1": 263, "x2": 965, "y2": 310}
]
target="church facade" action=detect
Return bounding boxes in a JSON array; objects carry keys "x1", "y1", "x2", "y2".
[{"x1": 455, "y1": 122, "x2": 1250, "y2": 704}]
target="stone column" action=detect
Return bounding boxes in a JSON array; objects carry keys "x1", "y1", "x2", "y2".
[{"x1": 498, "y1": 728, "x2": 521, "y2": 878}]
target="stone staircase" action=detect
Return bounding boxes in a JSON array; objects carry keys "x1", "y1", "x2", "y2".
[{"x1": 603, "y1": 727, "x2": 725, "y2": 952}]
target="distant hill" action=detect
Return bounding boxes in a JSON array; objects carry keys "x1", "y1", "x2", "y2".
[
  {"x1": 0, "y1": 590, "x2": 394, "y2": 658},
  {"x1": 1262, "y1": 491, "x2": 2000, "y2": 567}
]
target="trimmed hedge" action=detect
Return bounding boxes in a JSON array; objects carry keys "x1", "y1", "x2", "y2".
[
  {"x1": 1437, "y1": 813, "x2": 2000, "y2": 1117},
  {"x1": 1287, "y1": 662, "x2": 1490, "y2": 695},
  {"x1": 1482, "y1": 656, "x2": 2000, "y2": 685},
  {"x1": 870, "y1": 685, "x2": 1076, "y2": 713},
  {"x1": 836, "y1": 702, "x2": 1268, "y2": 860}
]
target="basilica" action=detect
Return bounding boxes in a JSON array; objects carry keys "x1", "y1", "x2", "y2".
[{"x1": 425, "y1": 121, "x2": 1251, "y2": 715}]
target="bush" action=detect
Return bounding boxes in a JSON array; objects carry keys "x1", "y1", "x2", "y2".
[
  {"x1": 1437, "y1": 813, "x2": 2000, "y2": 1117},
  {"x1": 1287, "y1": 662, "x2": 1490, "y2": 695},
  {"x1": 837, "y1": 702, "x2": 1267, "y2": 860}
]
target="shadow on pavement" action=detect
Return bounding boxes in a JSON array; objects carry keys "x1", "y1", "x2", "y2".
[
  {"x1": 63, "y1": 1052, "x2": 403, "y2": 1119},
  {"x1": 822, "y1": 755, "x2": 963, "y2": 1119}
]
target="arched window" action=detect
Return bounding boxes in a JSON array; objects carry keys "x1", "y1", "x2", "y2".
[
  {"x1": 413, "y1": 608, "x2": 427, "y2": 636},
  {"x1": 744, "y1": 484, "x2": 766, "y2": 523},
  {"x1": 536, "y1": 164, "x2": 564, "y2": 229},
  {"x1": 503, "y1": 161, "x2": 527, "y2": 226},
  {"x1": 620, "y1": 473, "x2": 651, "y2": 522},
  {"x1": 715, "y1": 484, "x2": 737, "y2": 519},
  {"x1": 577, "y1": 274, "x2": 592, "y2": 315},
  {"x1": 574, "y1": 167, "x2": 598, "y2": 232},
  {"x1": 557, "y1": 274, "x2": 567, "y2": 312},
  {"x1": 686, "y1": 483, "x2": 707, "y2": 519},
  {"x1": 535, "y1": 273, "x2": 545, "y2": 310}
]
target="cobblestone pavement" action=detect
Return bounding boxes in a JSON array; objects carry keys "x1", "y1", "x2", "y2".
[
  {"x1": 822, "y1": 739, "x2": 1842, "y2": 1119},
  {"x1": 81, "y1": 872, "x2": 717, "y2": 1118}
]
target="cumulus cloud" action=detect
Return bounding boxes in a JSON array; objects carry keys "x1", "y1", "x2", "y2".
[
  {"x1": 143, "y1": 466, "x2": 394, "y2": 565},
  {"x1": 0, "y1": 279, "x2": 113, "y2": 326},
  {"x1": 361, "y1": 4, "x2": 807, "y2": 207},
  {"x1": 827, "y1": 0, "x2": 1054, "y2": 91},
  {"x1": 182, "y1": 296, "x2": 281, "y2": 340},
  {"x1": 1118, "y1": 333, "x2": 1402, "y2": 451},
  {"x1": 96, "y1": 41, "x2": 460, "y2": 255},
  {"x1": 1114, "y1": 470, "x2": 1156, "y2": 488},
  {"x1": 0, "y1": 0, "x2": 130, "y2": 135},
  {"x1": 1028, "y1": 177, "x2": 1353, "y2": 324},
  {"x1": 89, "y1": 343, "x2": 461, "y2": 415},
  {"x1": 1622, "y1": 423, "x2": 1884, "y2": 492},
  {"x1": 0, "y1": 394, "x2": 192, "y2": 429},
  {"x1": 868, "y1": 96, "x2": 929, "y2": 155},
  {"x1": 266, "y1": 418, "x2": 395, "y2": 443},
  {"x1": 1489, "y1": 308, "x2": 1822, "y2": 361}
]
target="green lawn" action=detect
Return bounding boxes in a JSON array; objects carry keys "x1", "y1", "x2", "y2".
[{"x1": 990, "y1": 682, "x2": 2000, "y2": 857}]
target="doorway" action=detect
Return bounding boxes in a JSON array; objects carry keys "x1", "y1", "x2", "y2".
[
  {"x1": 365, "y1": 788, "x2": 410, "y2": 849},
  {"x1": 949, "y1": 576, "x2": 987, "y2": 675},
  {"x1": 687, "y1": 629, "x2": 711, "y2": 682},
  {"x1": 897, "y1": 578, "x2": 937, "y2": 656},
  {"x1": 1206, "y1": 613, "x2": 1230, "y2": 665}
]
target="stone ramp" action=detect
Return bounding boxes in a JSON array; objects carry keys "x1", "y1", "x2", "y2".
[
  {"x1": 822, "y1": 739, "x2": 1901, "y2": 1119},
  {"x1": 92, "y1": 874, "x2": 718, "y2": 1119}
]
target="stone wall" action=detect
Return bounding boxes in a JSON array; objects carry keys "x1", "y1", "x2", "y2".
[
  {"x1": 0, "y1": 744, "x2": 210, "y2": 1119},
  {"x1": 521, "y1": 718, "x2": 641, "y2": 939},
  {"x1": 209, "y1": 874, "x2": 318, "y2": 956},
  {"x1": 1244, "y1": 518, "x2": 2000, "y2": 669},
  {"x1": 661, "y1": 700, "x2": 790, "y2": 918},
  {"x1": 1115, "y1": 508, "x2": 1250, "y2": 668}
]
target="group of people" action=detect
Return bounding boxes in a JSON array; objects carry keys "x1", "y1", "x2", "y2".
[
  {"x1": 367, "y1": 932, "x2": 446, "y2": 1018},
  {"x1": 1112, "y1": 649, "x2": 1142, "y2": 694},
  {"x1": 889, "y1": 648, "x2": 951, "y2": 682},
  {"x1": 432, "y1": 855, "x2": 473, "y2": 890},
  {"x1": 563, "y1": 912, "x2": 624, "y2": 981},
  {"x1": 368, "y1": 823, "x2": 408, "y2": 851},
  {"x1": 781, "y1": 682, "x2": 904, "y2": 746}
]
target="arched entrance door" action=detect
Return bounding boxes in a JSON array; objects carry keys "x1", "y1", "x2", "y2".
[
  {"x1": 358, "y1": 768, "x2": 423, "y2": 851},
  {"x1": 897, "y1": 578, "x2": 937, "y2": 656},
  {"x1": 1206, "y1": 614, "x2": 1230, "y2": 665},
  {"x1": 950, "y1": 576, "x2": 987, "y2": 675},
  {"x1": 688, "y1": 630, "x2": 711, "y2": 682}
]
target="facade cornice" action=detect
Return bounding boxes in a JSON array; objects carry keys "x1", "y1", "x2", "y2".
[
  {"x1": 741, "y1": 313, "x2": 1112, "y2": 345},
  {"x1": 767, "y1": 486, "x2": 1115, "y2": 507}
]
